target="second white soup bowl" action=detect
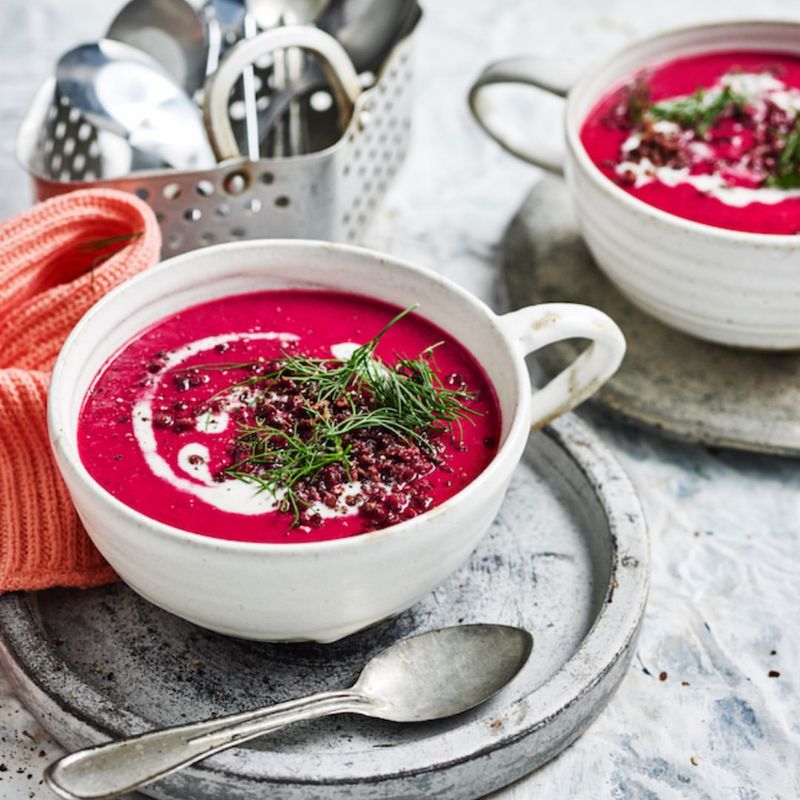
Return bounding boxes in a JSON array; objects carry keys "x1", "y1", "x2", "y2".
[{"x1": 470, "y1": 20, "x2": 800, "y2": 350}]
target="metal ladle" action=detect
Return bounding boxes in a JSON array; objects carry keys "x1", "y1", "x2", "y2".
[
  {"x1": 106, "y1": 0, "x2": 210, "y2": 97},
  {"x1": 45, "y1": 624, "x2": 532, "y2": 800},
  {"x1": 56, "y1": 39, "x2": 216, "y2": 171}
]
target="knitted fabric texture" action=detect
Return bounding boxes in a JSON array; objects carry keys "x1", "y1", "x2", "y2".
[{"x1": 0, "y1": 189, "x2": 161, "y2": 592}]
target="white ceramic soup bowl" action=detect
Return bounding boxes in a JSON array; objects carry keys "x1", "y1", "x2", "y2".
[
  {"x1": 470, "y1": 20, "x2": 800, "y2": 350},
  {"x1": 48, "y1": 240, "x2": 625, "y2": 642}
]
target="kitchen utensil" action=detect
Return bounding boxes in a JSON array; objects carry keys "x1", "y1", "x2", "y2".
[
  {"x1": 200, "y1": 4, "x2": 223, "y2": 76},
  {"x1": 204, "y1": 0, "x2": 247, "y2": 50},
  {"x1": 199, "y1": 0, "x2": 262, "y2": 156},
  {"x1": 250, "y1": 0, "x2": 421, "y2": 148},
  {"x1": 280, "y1": 0, "x2": 330, "y2": 155},
  {"x1": 318, "y1": 0, "x2": 420, "y2": 73},
  {"x1": 17, "y1": 11, "x2": 419, "y2": 252},
  {"x1": 107, "y1": 0, "x2": 209, "y2": 97},
  {"x1": 203, "y1": 26, "x2": 360, "y2": 159},
  {"x1": 246, "y1": 1, "x2": 285, "y2": 158},
  {"x1": 45, "y1": 624, "x2": 532, "y2": 799},
  {"x1": 240, "y1": 7, "x2": 261, "y2": 158},
  {"x1": 55, "y1": 39, "x2": 215, "y2": 171},
  {"x1": 245, "y1": 1, "x2": 328, "y2": 157}
]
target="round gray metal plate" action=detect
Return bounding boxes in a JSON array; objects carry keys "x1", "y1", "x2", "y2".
[
  {"x1": 0, "y1": 416, "x2": 648, "y2": 800},
  {"x1": 504, "y1": 175, "x2": 800, "y2": 457}
]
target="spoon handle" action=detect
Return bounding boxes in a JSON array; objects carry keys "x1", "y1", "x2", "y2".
[
  {"x1": 241, "y1": 12, "x2": 261, "y2": 159},
  {"x1": 45, "y1": 689, "x2": 367, "y2": 800}
]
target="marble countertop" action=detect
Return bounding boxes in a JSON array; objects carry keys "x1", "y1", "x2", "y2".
[{"x1": 0, "y1": 0, "x2": 797, "y2": 798}]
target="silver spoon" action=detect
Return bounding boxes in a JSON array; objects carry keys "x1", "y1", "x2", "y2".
[
  {"x1": 45, "y1": 624, "x2": 532, "y2": 800},
  {"x1": 317, "y1": 0, "x2": 419, "y2": 74},
  {"x1": 203, "y1": 0, "x2": 248, "y2": 52},
  {"x1": 280, "y1": 0, "x2": 330, "y2": 155},
  {"x1": 56, "y1": 39, "x2": 216, "y2": 171},
  {"x1": 107, "y1": 0, "x2": 209, "y2": 97}
]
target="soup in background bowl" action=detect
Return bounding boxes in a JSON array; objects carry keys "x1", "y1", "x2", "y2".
[
  {"x1": 582, "y1": 50, "x2": 800, "y2": 235},
  {"x1": 470, "y1": 21, "x2": 800, "y2": 350},
  {"x1": 49, "y1": 240, "x2": 625, "y2": 641}
]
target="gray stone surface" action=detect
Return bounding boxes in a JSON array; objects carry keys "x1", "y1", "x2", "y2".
[{"x1": 0, "y1": 1, "x2": 798, "y2": 799}]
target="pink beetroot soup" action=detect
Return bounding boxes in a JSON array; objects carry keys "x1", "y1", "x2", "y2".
[
  {"x1": 581, "y1": 50, "x2": 800, "y2": 234},
  {"x1": 78, "y1": 290, "x2": 501, "y2": 544}
]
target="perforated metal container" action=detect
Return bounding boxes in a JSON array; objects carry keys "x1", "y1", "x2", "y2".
[{"x1": 16, "y1": 22, "x2": 417, "y2": 255}]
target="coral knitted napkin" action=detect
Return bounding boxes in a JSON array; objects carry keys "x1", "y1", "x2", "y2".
[{"x1": 0, "y1": 189, "x2": 161, "y2": 592}]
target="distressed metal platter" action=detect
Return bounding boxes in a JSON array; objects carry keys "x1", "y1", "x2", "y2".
[
  {"x1": 0, "y1": 416, "x2": 648, "y2": 800},
  {"x1": 503, "y1": 175, "x2": 800, "y2": 457}
]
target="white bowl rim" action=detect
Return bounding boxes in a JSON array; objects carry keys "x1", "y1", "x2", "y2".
[
  {"x1": 49, "y1": 239, "x2": 531, "y2": 555},
  {"x1": 566, "y1": 17, "x2": 800, "y2": 246}
]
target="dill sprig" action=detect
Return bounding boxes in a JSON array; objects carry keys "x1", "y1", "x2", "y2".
[
  {"x1": 227, "y1": 418, "x2": 351, "y2": 520},
  {"x1": 649, "y1": 85, "x2": 746, "y2": 136},
  {"x1": 77, "y1": 230, "x2": 144, "y2": 287},
  {"x1": 217, "y1": 306, "x2": 479, "y2": 524},
  {"x1": 765, "y1": 118, "x2": 800, "y2": 188}
]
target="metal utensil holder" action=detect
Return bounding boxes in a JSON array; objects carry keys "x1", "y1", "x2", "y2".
[{"x1": 16, "y1": 22, "x2": 418, "y2": 255}]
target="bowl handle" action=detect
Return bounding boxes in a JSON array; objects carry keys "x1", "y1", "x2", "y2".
[
  {"x1": 468, "y1": 57, "x2": 580, "y2": 175},
  {"x1": 498, "y1": 303, "x2": 625, "y2": 430},
  {"x1": 203, "y1": 26, "x2": 362, "y2": 161}
]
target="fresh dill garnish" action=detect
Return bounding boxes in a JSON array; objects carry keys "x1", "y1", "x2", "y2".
[
  {"x1": 650, "y1": 85, "x2": 745, "y2": 135},
  {"x1": 215, "y1": 306, "x2": 479, "y2": 524},
  {"x1": 226, "y1": 419, "x2": 352, "y2": 520},
  {"x1": 765, "y1": 118, "x2": 800, "y2": 188},
  {"x1": 77, "y1": 230, "x2": 144, "y2": 286},
  {"x1": 77, "y1": 231, "x2": 144, "y2": 252}
]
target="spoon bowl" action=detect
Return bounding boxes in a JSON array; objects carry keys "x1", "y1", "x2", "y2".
[
  {"x1": 318, "y1": 0, "x2": 419, "y2": 72},
  {"x1": 45, "y1": 624, "x2": 532, "y2": 800},
  {"x1": 56, "y1": 39, "x2": 215, "y2": 171},
  {"x1": 356, "y1": 624, "x2": 534, "y2": 722},
  {"x1": 107, "y1": 0, "x2": 209, "y2": 96}
]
